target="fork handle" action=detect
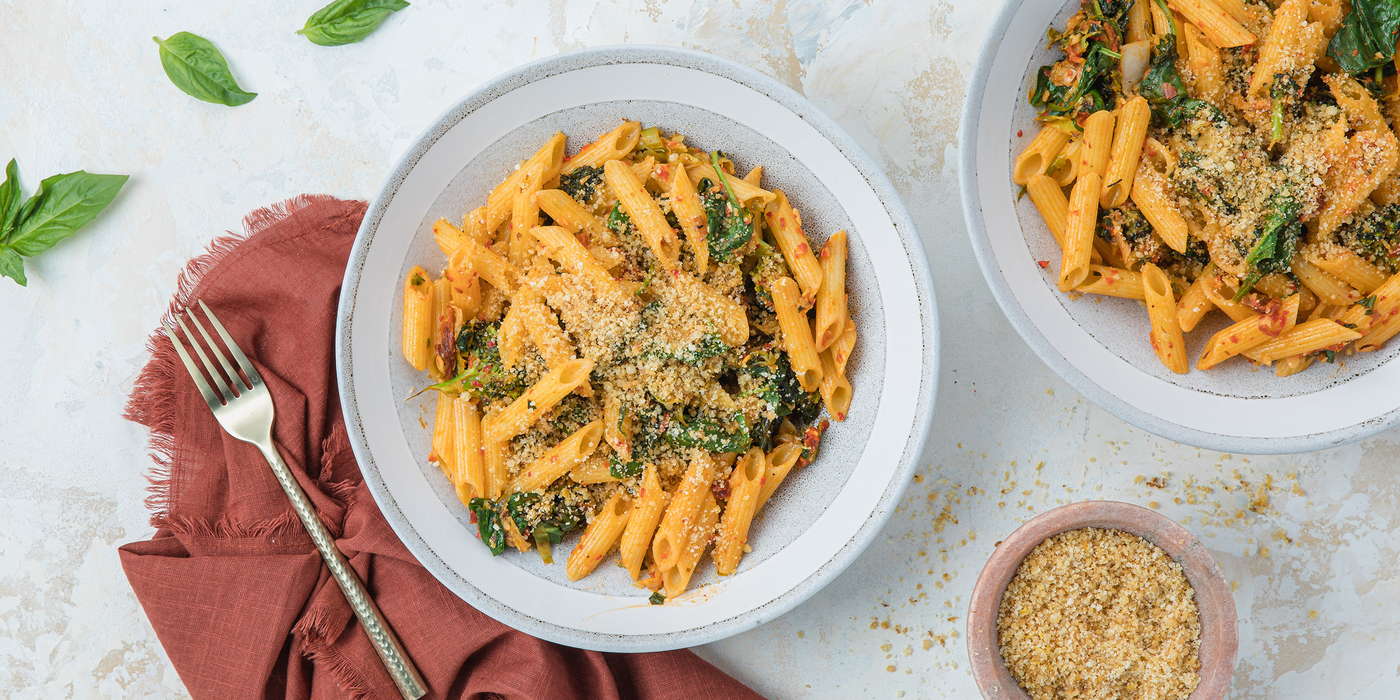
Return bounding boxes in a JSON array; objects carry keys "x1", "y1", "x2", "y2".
[{"x1": 258, "y1": 444, "x2": 429, "y2": 700}]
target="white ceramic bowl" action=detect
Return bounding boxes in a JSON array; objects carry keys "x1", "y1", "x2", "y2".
[
  {"x1": 960, "y1": 0, "x2": 1400, "y2": 454},
  {"x1": 336, "y1": 46, "x2": 939, "y2": 651}
]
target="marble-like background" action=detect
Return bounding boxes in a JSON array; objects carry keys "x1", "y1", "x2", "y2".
[{"x1": 2, "y1": 1, "x2": 1397, "y2": 698}]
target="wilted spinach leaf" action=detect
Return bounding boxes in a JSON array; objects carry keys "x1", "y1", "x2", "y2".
[{"x1": 1327, "y1": 0, "x2": 1400, "y2": 74}]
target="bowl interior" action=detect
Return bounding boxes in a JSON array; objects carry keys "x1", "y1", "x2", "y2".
[
  {"x1": 392, "y1": 100, "x2": 885, "y2": 591},
  {"x1": 966, "y1": 501, "x2": 1238, "y2": 700}
]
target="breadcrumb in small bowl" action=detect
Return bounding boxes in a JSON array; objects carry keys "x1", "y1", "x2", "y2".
[{"x1": 967, "y1": 501, "x2": 1238, "y2": 700}]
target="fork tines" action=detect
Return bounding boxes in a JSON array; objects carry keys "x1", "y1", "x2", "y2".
[{"x1": 162, "y1": 300, "x2": 262, "y2": 407}]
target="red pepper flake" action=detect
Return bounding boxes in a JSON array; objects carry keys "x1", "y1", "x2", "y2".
[
  {"x1": 711, "y1": 478, "x2": 732, "y2": 500},
  {"x1": 1037, "y1": 260, "x2": 1050, "y2": 268},
  {"x1": 1017, "y1": 130, "x2": 1024, "y2": 138}
]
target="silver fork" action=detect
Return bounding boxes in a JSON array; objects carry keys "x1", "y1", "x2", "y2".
[{"x1": 164, "y1": 300, "x2": 427, "y2": 700}]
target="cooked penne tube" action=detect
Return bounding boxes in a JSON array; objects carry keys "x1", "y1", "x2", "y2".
[
  {"x1": 831, "y1": 312, "x2": 857, "y2": 376},
  {"x1": 435, "y1": 216, "x2": 471, "y2": 257},
  {"x1": 814, "y1": 231, "x2": 848, "y2": 352},
  {"x1": 443, "y1": 223, "x2": 519, "y2": 294},
  {"x1": 1248, "y1": 0, "x2": 1322, "y2": 98},
  {"x1": 619, "y1": 464, "x2": 670, "y2": 580},
  {"x1": 1078, "y1": 110, "x2": 1115, "y2": 180},
  {"x1": 533, "y1": 189, "x2": 615, "y2": 247},
  {"x1": 771, "y1": 276, "x2": 824, "y2": 392},
  {"x1": 1198, "y1": 295, "x2": 1300, "y2": 369},
  {"x1": 1076, "y1": 265, "x2": 1145, "y2": 300},
  {"x1": 1101, "y1": 96, "x2": 1149, "y2": 208},
  {"x1": 1177, "y1": 263, "x2": 1217, "y2": 332},
  {"x1": 1127, "y1": 0, "x2": 1152, "y2": 43},
  {"x1": 1150, "y1": 0, "x2": 1178, "y2": 36},
  {"x1": 652, "y1": 452, "x2": 715, "y2": 572},
  {"x1": 765, "y1": 190, "x2": 824, "y2": 297},
  {"x1": 1292, "y1": 254, "x2": 1361, "y2": 306},
  {"x1": 713, "y1": 448, "x2": 767, "y2": 576},
  {"x1": 1027, "y1": 174, "x2": 1069, "y2": 247},
  {"x1": 515, "y1": 285, "x2": 574, "y2": 370},
  {"x1": 1169, "y1": 0, "x2": 1256, "y2": 47},
  {"x1": 1357, "y1": 273, "x2": 1400, "y2": 350},
  {"x1": 743, "y1": 165, "x2": 763, "y2": 185},
  {"x1": 484, "y1": 437, "x2": 508, "y2": 500},
  {"x1": 602, "y1": 392, "x2": 631, "y2": 461},
  {"x1": 1327, "y1": 73, "x2": 1387, "y2": 133},
  {"x1": 1143, "y1": 264, "x2": 1189, "y2": 373},
  {"x1": 462, "y1": 207, "x2": 492, "y2": 247},
  {"x1": 509, "y1": 161, "x2": 547, "y2": 267},
  {"x1": 401, "y1": 266, "x2": 434, "y2": 371},
  {"x1": 483, "y1": 359, "x2": 595, "y2": 444},
  {"x1": 1050, "y1": 139, "x2": 1081, "y2": 187},
  {"x1": 662, "y1": 492, "x2": 720, "y2": 599},
  {"x1": 531, "y1": 225, "x2": 628, "y2": 304},
  {"x1": 666, "y1": 162, "x2": 711, "y2": 272},
  {"x1": 497, "y1": 300, "x2": 526, "y2": 369},
  {"x1": 566, "y1": 492, "x2": 632, "y2": 581},
  {"x1": 429, "y1": 277, "x2": 454, "y2": 380},
  {"x1": 687, "y1": 163, "x2": 777, "y2": 206},
  {"x1": 452, "y1": 397, "x2": 485, "y2": 500},
  {"x1": 1059, "y1": 172, "x2": 1101, "y2": 292},
  {"x1": 1306, "y1": 247, "x2": 1389, "y2": 293},
  {"x1": 1274, "y1": 354, "x2": 1314, "y2": 377},
  {"x1": 562, "y1": 122, "x2": 641, "y2": 174},
  {"x1": 757, "y1": 442, "x2": 804, "y2": 512},
  {"x1": 511, "y1": 420, "x2": 604, "y2": 492},
  {"x1": 1013, "y1": 125, "x2": 1072, "y2": 185},
  {"x1": 1182, "y1": 24, "x2": 1224, "y2": 106},
  {"x1": 818, "y1": 349, "x2": 853, "y2": 421},
  {"x1": 446, "y1": 245, "x2": 482, "y2": 317},
  {"x1": 1131, "y1": 165, "x2": 1189, "y2": 253},
  {"x1": 604, "y1": 159, "x2": 682, "y2": 270},
  {"x1": 669, "y1": 271, "x2": 750, "y2": 347},
  {"x1": 1248, "y1": 319, "x2": 1362, "y2": 364},
  {"x1": 1316, "y1": 130, "x2": 1400, "y2": 240},
  {"x1": 1201, "y1": 274, "x2": 1258, "y2": 322},
  {"x1": 568, "y1": 454, "x2": 616, "y2": 485},
  {"x1": 485, "y1": 133, "x2": 566, "y2": 233}
]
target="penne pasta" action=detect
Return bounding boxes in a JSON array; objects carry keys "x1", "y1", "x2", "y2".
[
  {"x1": 831, "y1": 312, "x2": 857, "y2": 376},
  {"x1": 814, "y1": 231, "x2": 848, "y2": 352},
  {"x1": 562, "y1": 122, "x2": 641, "y2": 174},
  {"x1": 446, "y1": 244, "x2": 482, "y2": 317},
  {"x1": 1013, "y1": 125, "x2": 1072, "y2": 185},
  {"x1": 1248, "y1": 319, "x2": 1362, "y2": 364},
  {"x1": 1027, "y1": 174, "x2": 1070, "y2": 247},
  {"x1": 1316, "y1": 130, "x2": 1400, "y2": 240},
  {"x1": 566, "y1": 492, "x2": 632, "y2": 581},
  {"x1": 713, "y1": 448, "x2": 767, "y2": 576},
  {"x1": 652, "y1": 453, "x2": 715, "y2": 572},
  {"x1": 1306, "y1": 246, "x2": 1389, "y2": 293},
  {"x1": 452, "y1": 397, "x2": 485, "y2": 501},
  {"x1": 1169, "y1": 0, "x2": 1256, "y2": 47},
  {"x1": 432, "y1": 392, "x2": 456, "y2": 483},
  {"x1": 1130, "y1": 164, "x2": 1189, "y2": 253},
  {"x1": 1143, "y1": 264, "x2": 1189, "y2": 373},
  {"x1": 483, "y1": 359, "x2": 595, "y2": 445},
  {"x1": 604, "y1": 159, "x2": 682, "y2": 270},
  {"x1": 1059, "y1": 172, "x2": 1101, "y2": 292},
  {"x1": 533, "y1": 189, "x2": 615, "y2": 247},
  {"x1": 687, "y1": 163, "x2": 777, "y2": 206},
  {"x1": 1078, "y1": 110, "x2": 1116, "y2": 180},
  {"x1": 401, "y1": 266, "x2": 434, "y2": 371},
  {"x1": 511, "y1": 420, "x2": 604, "y2": 493},
  {"x1": 771, "y1": 276, "x2": 824, "y2": 392},
  {"x1": 568, "y1": 454, "x2": 616, "y2": 485},
  {"x1": 666, "y1": 161, "x2": 711, "y2": 272},
  {"x1": 765, "y1": 190, "x2": 824, "y2": 298},
  {"x1": 1076, "y1": 265, "x2": 1145, "y2": 300},
  {"x1": 1176, "y1": 262, "x2": 1217, "y2": 332},
  {"x1": 485, "y1": 133, "x2": 566, "y2": 233},
  {"x1": 662, "y1": 492, "x2": 720, "y2": 599},
  {"x1": 1198, "y1": 295, "x2": 1300, "y2": 369},
  {"x1": 818, "y1": 349, "x2": 853, "y2": 421},
  {"x1": 618, "y1": 464, "x2": 670, "y2": 580},
  {"x1": 1292, "y1": 254, "x2": 1361, "y2": 306},
  {"x1": 1182, "y1": 24, "x2": 1224, "y2": 106},
  {"x1": 1101, "y1": 96, "x2": 1149, "y2": 208},
  {"x1": 757, "y1": 442, "x2": 803, "y2": 512}
]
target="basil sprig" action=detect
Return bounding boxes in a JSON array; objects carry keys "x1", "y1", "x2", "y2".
[
  {"x1": 0, "y1": 159, "x2": 128, "y2": 287},
  {"x1": 153, "y1": 33, "x2": 257, "y2": 106},
  {"x1": 298, "y1": 0, "x2": 410, "y2": 46}
]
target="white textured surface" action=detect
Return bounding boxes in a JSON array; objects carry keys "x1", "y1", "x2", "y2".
[{"x1": 1, "y1": 1, "x2": 1397, "y2": 698}]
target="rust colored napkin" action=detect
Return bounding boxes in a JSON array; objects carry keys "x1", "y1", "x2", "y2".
[{"x1": 118, "y1": 196, "x2": 762, "y2": 700}]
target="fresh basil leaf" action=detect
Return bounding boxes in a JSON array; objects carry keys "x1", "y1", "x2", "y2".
[
  {"x1": 0, "y1": 245, "x2": 25, "y2": 286},
  {"x1": 153, "y1": 33, "x2": 257, "y2": 106},
  {"x1": 298, "y1": 0, "x2": 410, "y2": 46},
  {"x1": 8, "y1": 171, "x2": 127, "y2": 258},
  {"x1": 0, "y1": 159, "x2": 20, "y2": 241},
  {"x1": 1327, "y1": 0, "x2": 1400, "y2": 74}
]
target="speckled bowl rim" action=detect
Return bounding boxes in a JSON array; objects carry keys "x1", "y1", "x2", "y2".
[
  {"x1": 335, "y1": 45, "x2": 939, "y2": 651},
  {"x1": 966, "y1": 501, "x2": 1239, "y2": 700},
  {"x1": 958, "y1": 0, "x2": 1400, "y2": 455}
]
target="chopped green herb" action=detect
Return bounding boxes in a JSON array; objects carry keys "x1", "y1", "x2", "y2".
[{"x1": 649, "y1": 591, "x2": 666, "y2": 605}]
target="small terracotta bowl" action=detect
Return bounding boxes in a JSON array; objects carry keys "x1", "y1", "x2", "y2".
[{"x1": 967, "y1": 501, "x2": 1238, "y2": 700}]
